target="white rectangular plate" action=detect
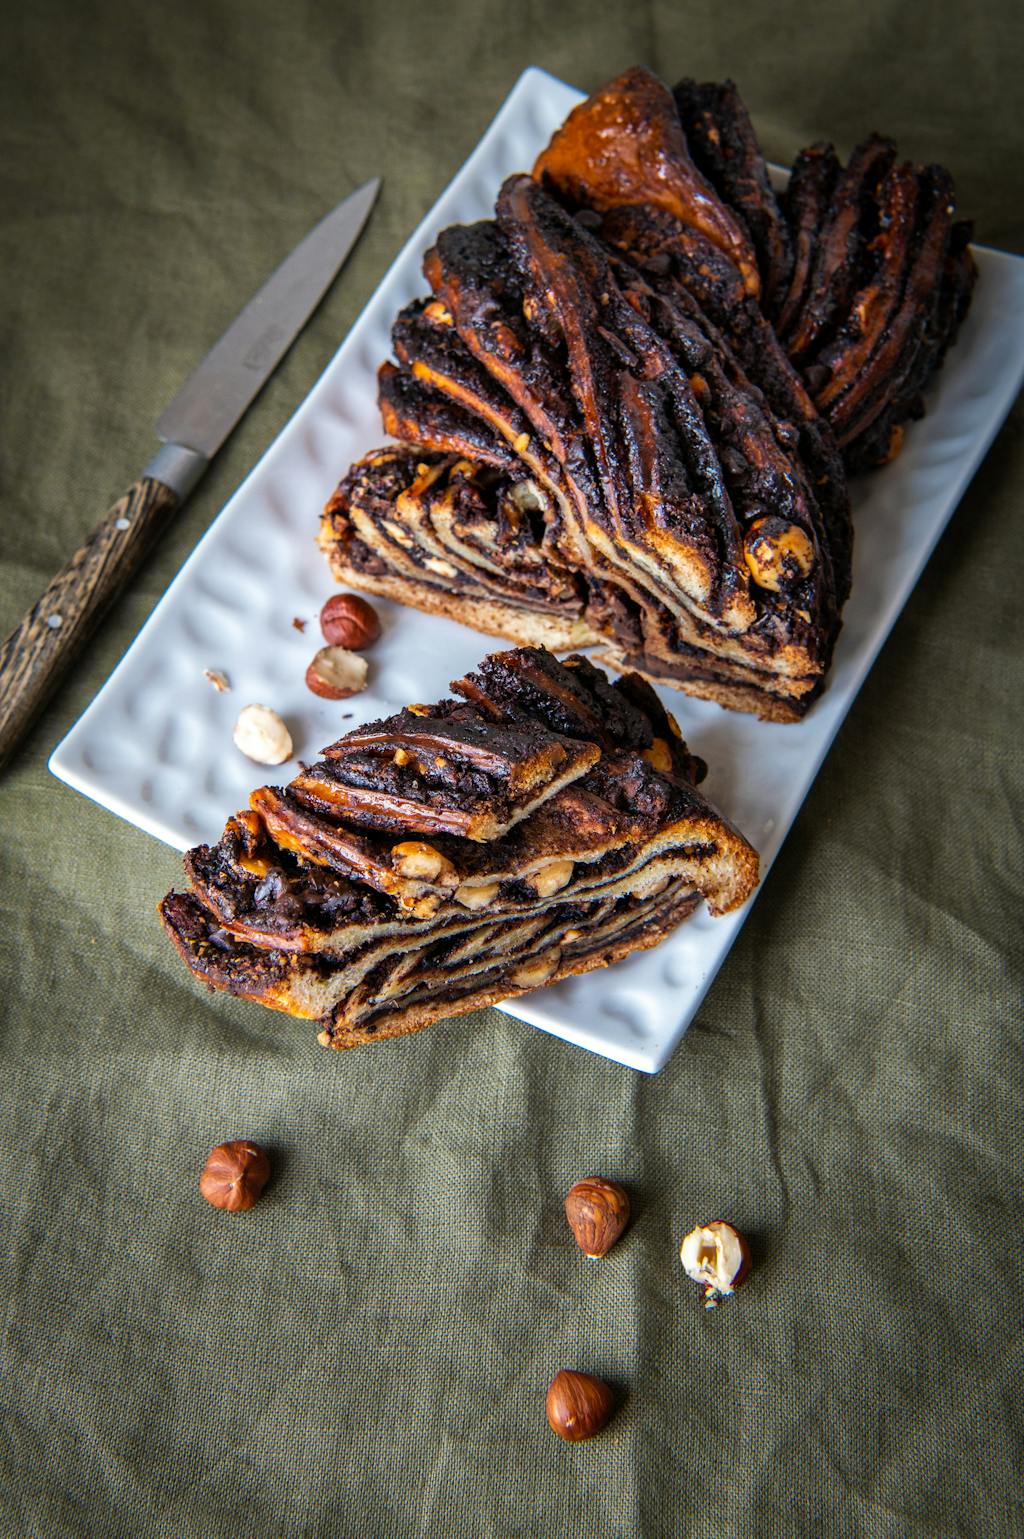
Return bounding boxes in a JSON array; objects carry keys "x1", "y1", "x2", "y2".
[{"x1": 51, "y1": 67, "x2": 1024, "y2": 1071}]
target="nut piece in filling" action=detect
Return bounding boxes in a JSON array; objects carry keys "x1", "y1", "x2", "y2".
[
  {"x1": 320, "y1": 592, "x2": 382, "y2": 649},
  {"x1": 391, "y1": 840, "x2": 455, "y2": 882},
  {"x1": 199, "y1": 1140, "x2": 271, "y2": 1212},
  {"x1": 454, "y1": 881, "x2": 500, "y2": 910},
  {"x1": 530, "y1": 858, "x2": 575, "y2": 897},
  {"x1": 742, "y1": 517, "x2": 815, "y2": 593},
  {"x1": 679, "y1": 1220, "x2": 751, "y2": 1307},
  {"x1": 305, "y1": 645, "x2": 368, "y2": 700},
  {"x1": 565, "y1": 1177, "x2": 631, "y2": 1258},
  {"x1": 233, "y1": 704, "x2": 293, "y2": 765},
  {"x1": 546, "y1": 1370, "x2": 616, "y2": 1441}
]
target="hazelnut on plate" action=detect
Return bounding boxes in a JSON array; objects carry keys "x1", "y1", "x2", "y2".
[
  {"x1": 679, "y1": 1220, "x2": 751, "y2": 1308},
  {"x1": 199, "y1": 1140, "x2": 271, "y2": 1212},
  {"x1": 319, "y1": 593, "x2": 381, "y2": 650},
  {"x1": 305, "y1": 645, "x2": 368, "y2": 700},
  {"x1": 233, "y1": 704, "x2": 293, "y2": 765},
  {"x1": 545, "y1": 1370, "x2": 616, "y2": 1441}
]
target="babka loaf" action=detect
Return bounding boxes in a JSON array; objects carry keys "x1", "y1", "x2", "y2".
[
  {"x1": 318, "y1": 68, "x2": 974, "y2": 721},
  {"x1": 160, "y1": 648, "x2": 759, "y2": 1049}
]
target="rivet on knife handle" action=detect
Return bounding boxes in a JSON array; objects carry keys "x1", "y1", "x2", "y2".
[{"x1": 0, "y1": 477, "x2": 180, "y2": 768}]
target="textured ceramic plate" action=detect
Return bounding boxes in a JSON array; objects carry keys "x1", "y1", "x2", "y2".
[{"x1": 50, "y1": 67, "x2": 1024, "y2": 1071}]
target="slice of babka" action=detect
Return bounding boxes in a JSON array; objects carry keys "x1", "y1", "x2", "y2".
[{"x1": 160, "y1": 647, "x2": 759, "y2": 1049}]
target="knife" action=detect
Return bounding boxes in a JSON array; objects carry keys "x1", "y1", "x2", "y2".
[{"x1": 0, "y1": 176, "x2": 381, "y2": 771}]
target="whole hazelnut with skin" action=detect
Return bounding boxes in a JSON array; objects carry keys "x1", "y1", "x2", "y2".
[
  {"x1": 545, "y1": 1371, "x2": 616, "y2": 1441},
  {"x1": 199, "y1": 1140, "x2": 271, "y2": 1212},
  {"x1": 564, "y1": 1177, "x2": 631, "y2": 1258},
  {"x1": 679, "y1": 1220, "x2": 751, "y2": 1308},
  {"x1": 320, "y1": 593, "x2": 381, "y2": 650}
]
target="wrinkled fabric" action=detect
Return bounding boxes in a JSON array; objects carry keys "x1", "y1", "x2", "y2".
[{"x1": 1, "y1": 2, "x2": 1022, "y2": 1535}]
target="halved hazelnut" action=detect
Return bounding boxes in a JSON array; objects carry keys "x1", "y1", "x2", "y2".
[
  {"x1": 305, "y1": 646, "x2": 368, "y2": 700},
  {"x1": 454, "y1": 881, "x2": 501, "y2": 911},
  {"x1": 743, "y1": 517, "x2": 815, "y2": 593},
  {"x1": 530, "y1": 859, "x2": 575, "y2": 897},
  {"x1": 391, "y1": 841, "x2": 455, "y2": 883},
  {"x1": 680, "y1": 1220, "x2": 751, "y2": 1308}
]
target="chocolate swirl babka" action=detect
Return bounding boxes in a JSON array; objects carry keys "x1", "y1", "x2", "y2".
[
  {"x1": 160, "y1": 648, "x2": 759, "y2": 1048},
  {"x1": 318, "y1": 68, "x2": 974, "y2": 721}
]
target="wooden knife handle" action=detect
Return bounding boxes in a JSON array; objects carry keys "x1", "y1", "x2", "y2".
[{"x1": 0, "y1": 476, "x2": 180, "y2": 769}]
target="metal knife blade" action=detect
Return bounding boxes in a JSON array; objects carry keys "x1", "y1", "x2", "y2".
[
  {"x1": 155, "y1": 175, "x2": 381, "y2": 464},
  {"x1": 0, "y1": 175, "x2": 381, "y2": 769}
]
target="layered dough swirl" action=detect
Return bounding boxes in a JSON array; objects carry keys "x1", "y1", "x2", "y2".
[
  {"x1": 319, "y1": 69, "x2": 974, "y2": 721},
  {"x1": 160, "y1": 648, "x2": 759, "y2": 1048}
]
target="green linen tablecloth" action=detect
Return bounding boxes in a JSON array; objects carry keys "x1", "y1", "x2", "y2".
[{"x1": 1, "y1": 2, "x2": 1021, "y2": 1534}]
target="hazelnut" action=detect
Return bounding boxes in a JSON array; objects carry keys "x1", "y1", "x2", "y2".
[
  {"x1": 546, "y1": 1371, "x2": 615, "y2": 1442},
  {"x1": 510, "y1": 949, "x2": 561, "y2": 988},
  {"x1": 565, "y1": 1177, "x2": 631, "y2": 1258},
  {"x1": 319, "y1": 593, "x2": 381, "y2": 649},
  {"x1": 305, "y1": 645, "x2": 368, "y2": 700},
  {"x1": 454, "y1": 881, "x2": 501, "y2": 911},
  {"x1": 233, "y1": 704, "x2": 293, "y2": 765},
  {"x1": 199, "y1": 1140, "x2": 271, "y2": 1212},
  {"x1": 642, "y1": 737, "x2": 673, "y2": 773},
  {"x1": 743, "y1": 517, "x2": 815, "y2": 593},
  {"x1": 529, "y1": 858, "x2": 575, "y2": 897},
  {"x1": 391, "y1": 840, "x2": 456, "y2": 883},
  {"x1": 679, "y1": 1220, "x2": 751, "y2": 1308}
]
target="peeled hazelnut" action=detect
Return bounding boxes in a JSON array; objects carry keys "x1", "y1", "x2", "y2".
[
  {"x1": 743, "y1": 517, "x2": 815, "y2": 593},
  {"x1": 305, "y1": 645, "x2": 368, "y2": 700},
  {"x1": 565, "y1": 1177, "x2": 631, "y2": 1258},
  {"x1": 546, "y1": 1371, "x2": 615, "y2": 1442},
  {"x1": 319, "y1": 593, "x2": 381, "y2": 649},
  {"x1": 199, "y1": 1140, "x2": 271, "y2": 1212},
  {"x1": 391, "y1": 840, "x2": 455, "y2": 883},
  {"x1": 530, "y1": 858, "x2": 575, "y2": 897},
  {"x1": 233, "y1": 703, "x2": 293, "y2": 765},
  {"x1": 454, "y1": 881, "x2": 500, "y2": 910},
  {"x1": 680, "y1": 1220, "x2": 751, "y2": 1307}
]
